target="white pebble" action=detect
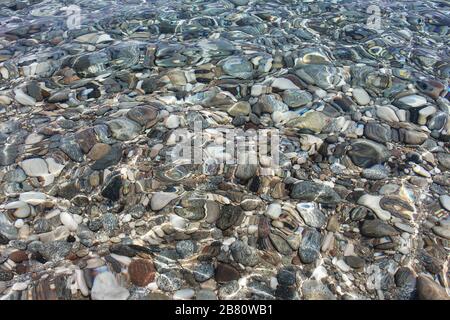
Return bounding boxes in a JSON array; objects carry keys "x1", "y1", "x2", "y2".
[{"x1": 60, "y1": 212, "x2": 78, "y2": 231}]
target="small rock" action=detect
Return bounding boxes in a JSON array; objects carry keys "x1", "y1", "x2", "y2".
[
  {"x1": 151, "y1": 192, "x2": 178, "y2": 211},
  {"x1": 91, "y1": 271, "x2": 130, "y2": 300},
  {"x1": 266, "y1": 203, "x2": 282, "y2": 219},
  {"x1": 230, "y1": 240, "x2": 259, "y2": 266},
  {"x1": 296, "y1": 203, "x2": 327, "y2": 228},
  {"x1": 228, "y1": 101, "x2": 251, "y2": 116},
  {"x1": 193, "y1": 262, "x2": 215, "y2": 282},
  {"x1": 165, "y1": 115, "x2": 180, "y2": 129},
  {"x1": 344, "y1": 256, "x2": 365, "y2": 269},
  {"x1": 416, "y1": 276, "x2": 449, "y2": 300},
  {"x1": 397, "y1": 95, "x2": 427, "y2": 108},
  {"x1": 20, "y1": 158, "x2": 48, "y2": 177},
  {"x1": 360, "y1": 219, "x2": 399, "y2": 238},
  {"x1": 215, "y1": 263, "x2": 240, "y2": 283},
  {"x1": 352, "y1": 87, "x2": 371, "y2": 105},
  {"x1": 108, "y1": 118, "x2": 142, "y2": 141},
  {"x1": 173, "y1": 288, "x2": 195, "y2": 300},
  {"x1": 291, "y1": 181, "x2": 341, "y2": 204},
  {"x1": 302, "y1": 280, "x2": 336, "y2": 300},
  {"x1": 439, "y1": 195, "x2": 450, "y2": 211},
  {"x1": 156, "y1": 271, "x2": 183, "y2": 292},
  {"x1": 128, "y1": 259, "x2": 156, "y2": 287},
  {"x1": 298, "y1": 229, "x2": 321, "y2": 264}
]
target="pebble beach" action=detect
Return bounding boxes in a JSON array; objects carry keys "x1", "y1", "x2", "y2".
[{"x1": 0, "y1": 0, "x2": 449, "y2": 300}]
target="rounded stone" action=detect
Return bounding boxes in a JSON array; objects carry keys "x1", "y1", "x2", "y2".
[
  {"x1": 128, "y1": 259, "x2": 156, "y2": 287},
  {"x1": 352, "y1": 87, "x2": 371, "y2": 105},
  {"x1": 156, "y1": 271, "x2": 183, "y2": 292},
  {"x1": 193, "y1": 262, "x2": 215, "y2": 282},
  {"x1": 215, "y1": 263, "x2": 240, "y2": 283}
]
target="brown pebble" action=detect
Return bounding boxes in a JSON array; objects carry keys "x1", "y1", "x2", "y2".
[
  {"x1": 215, "y1": 263, "x2": 240, "y2": 283},
  {"x1": 87, "y1": 143, "x2": 111, "y2": 160},
  {"x1": 292, "y1": 255, "x2": 301, "y2": 265},
  {"x1": 16, "y1": 263, "x2": 28, "y2": 274},
  {"x1": 128, "y1": 259, "x2": 156, "y2": 287},
  {"x1": 9, "y1": 250, "x2": 28, "y2": 263}
]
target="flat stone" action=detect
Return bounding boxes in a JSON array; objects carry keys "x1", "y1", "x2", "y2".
[
  {"x1": 102, "y1": 213, "x2": 118, "y2": 234},
  {"x1": 151, "y1": 192, "x2": 178, "y2": 211},
  {"x1": 257, "y1": 94, "x2": 289, "y2": 113},
  {"x1": 101, "y1": 174, "x2": 122, "y2": 201},
  {"x1": 215, "y1": 263, "x2": 240, "y2": 283},
  {"x1": 216, "y1": 205, "x2": 243, "y2": 231},
  {"x1": 298, "y1": 229, "x2": 321, "y2": 264},
  {"x1": 9, "y1": 250, "x2": 28, "y2": 263},
  {"x1": 395, "y1": 267, "x2": 416, "y2": 288},
  {"x1": 228, "y1": 101, "x2": 251, "y2": 116},
  {"x1": 221, "y1": 56, "x2": 253, "y2": 79},
  {"x1": 286, "y1": 111, "x2": 331, "y2": 133},
  {"x1": 58, "y1": 182, "x2": 80, "y2": 200},
  {"x1": 0, "y1": 270, "x2": 14, "y2": 281},
  {"x1": 110, "y1": 244, "x2": 136, "y2": 257},
  {"x1": 0, "y1": 144, "x2": 19, "y2": 166},
  {"x1": 432, "y1": 226, "x2": 450, "y2": 240},
  {"x1": 193, "y1": 262, "x2": 215, "y2": 282},
  {"x1": 344, "y1": 256, "x2": 365, "y2": 269},
  {"x1": 196, "y1": 289, "x2": 217, "y2": 300},
  {"x1": 364, "y1": 122, "x2": 391, "y2": 143},
  {"x1": 376, "y1": 106, "x2": 399, "y2": 122},
  {"x1": 175, "y1": 240, "x2": 197, "y2": 259},
  {"x1": 291, "y1": 181, "x2": 341, "y2": 204},
  {"x1": 91, "y1": 271, "x2": 130, "y2": 300},
  {"x1": 296, "y1": 203, "x2": 327, "y2": 228},
  {"x1": 362, "y1": 165, "x2": 389, "y2": 180},
  {"x1": 282, "y1": 89, "x2": 312, "y2": 108},
  {"x1": 128, "y1": 259, "x2": 156, "y2": 287},
  {"x1": 230, "y1": 240, "x2": 259, "y2": 267},
  {"x1": 156, "y1": 271, "x2": 183, "y2": 292},
  {"x1": 399, "y1": 128, "x2": 428, "y2": 145},
  {"x1": 59, "y1": 137, "x2": 84, "y2": 162},
  {"x1": 165, "y1": 115, "x2": 180, "y2": 129},
  {"x1": 20, "y1": 158, "x2": 48, "y2": 176},
  {"x1": 107, "y1": 118, "x2": 142, "y2": 141},
  {"x1": 91, "y1": 143, "x2": 122, "y2": 170},
  {"x1": 360, "y1": 219, "x2": 399, "y2": 238},
  {"x1": 38, "y1": 240, "x2": 72, "y2": 262},
  {"x1": 173, "y1": 288, "x2": 195, "y2": 300},
  {"x1": 348, "y1": 139, "x2": 390, "y2": 168},
  {"x1": 277, "y1": 267, "x2": 296, "y2": 286},
  {"x1": 416, "y1": 276, "x2": 449, "y2": 300},
  {"x1": 19, "y1": 192, "x2": 47, "y2": 205},
  {"x1": 75, "y1": 128, "x2": 97, "y2": 153},
  {"x1": 88, "y1": 143, "x2": 111, "y2": 160},
  {"x1": 235, "y1": 164, "x2": 257, "y2": 182},
  {"x1": 272, "y1": 78, "x2": 299, "y2": 90},
  {"x1": 127, "y1": 105, "x2": 158, "y2": 127},
  {"x1": 302, "y1": 280, "x2": 336, "y2": 300},
  {"x1": 397, "y1": 95, "x2": 427, "y2": 108},
  {"x1": 269, "y1": 233, "x2": 293, "y2": 255},
  {"x1": 265, "y1": 203, "x2": 282, "y2": 219},
  {"x1": 358, "y1": 194, "x2": 391, "y2": 220},
  {"x1": 418, "y1": 106, "x2": 436, "y2": 125},
  {"x1": 439, "y1": 195, "x2": 450, "y2": 211},
  {"x1": 352, "y1": 87, "x2": 370, "y2": 105}
]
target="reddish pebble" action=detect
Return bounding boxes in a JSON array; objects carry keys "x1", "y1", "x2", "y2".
[{"x1": 128, "y1": 259, "x2": 156, "y2": 287}]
